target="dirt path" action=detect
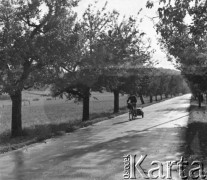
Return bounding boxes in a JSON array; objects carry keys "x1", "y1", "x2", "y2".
[{"x1": 0, "y1": 94, "x2": 191, "y2": 180}]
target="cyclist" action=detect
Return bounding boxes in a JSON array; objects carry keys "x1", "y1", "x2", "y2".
[{"x1": 127, "y1": 94, "x2": 137, "y2": 109}]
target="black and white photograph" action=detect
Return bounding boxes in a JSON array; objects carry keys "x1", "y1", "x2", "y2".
[{"x1": 0, "y1": 0, "x2": 206, "y2": 179}]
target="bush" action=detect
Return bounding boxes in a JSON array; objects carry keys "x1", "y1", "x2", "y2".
[{"x1": 33, "y1": 98, "x2": 39, "y2": 101}]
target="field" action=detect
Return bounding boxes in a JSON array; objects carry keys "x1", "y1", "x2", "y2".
[{"x1": 0, "y1": 91, "x2": 131, "y2": 134}]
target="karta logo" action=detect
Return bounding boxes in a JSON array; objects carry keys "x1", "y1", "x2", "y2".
[{"x1": 123, "y1": 154, "x2": 206, "y2": 179}]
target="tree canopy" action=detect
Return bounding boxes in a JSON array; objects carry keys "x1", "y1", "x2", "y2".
[
  {"x1": 147, "y1": 0, "x2": 207, "y2": 106},
  {"x1": 0, "y1": 0, "x2": 78, "y2": 136},
  {"x1": 50, "y1": 3, "x2": 153, "y2": 119}
]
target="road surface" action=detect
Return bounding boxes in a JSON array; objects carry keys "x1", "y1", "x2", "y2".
[{"x1": 0, "y1": 94, "x2": 191, "y2": 180}]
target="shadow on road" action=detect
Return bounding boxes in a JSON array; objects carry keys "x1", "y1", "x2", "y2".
[
  {"x1": 113, "y1": 120, "x2": 129, "y2": 125},
  {"x1": 124, "y1": 114, "x2": 189, "y2": 134},
  {"x1": 113, "y1": 117, "x2": 142, "y2": 125},
  {"x1": 9, "y1": 129, "x2": 152, "y2": 179},
  {"x1": 156, "y1": 107, "x2": 189, "y2": 112}
]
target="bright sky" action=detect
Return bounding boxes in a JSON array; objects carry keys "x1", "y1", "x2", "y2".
[{"x1": 75, "y1": 0, "x2": 176, "y2": 69}]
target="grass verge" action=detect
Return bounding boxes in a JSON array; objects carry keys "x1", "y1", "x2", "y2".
[
  {"x1": 182, "y1": 100, "x2": 207, "y2": 157},
  {"x1": 175, "y1": 99, "x2": 207, "y2": 178}
]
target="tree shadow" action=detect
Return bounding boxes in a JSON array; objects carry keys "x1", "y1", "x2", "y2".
[
  {"x1": 156, "y1": 107, "x2": 189, "y2": 112},
  {"x1": 113, "y1": 120, "x2": 129, "y2": 125},
  {"x1": 176, "y1": 105, "x2": 207, "y2": 179},
  {"x1": 113, "y1": 116, "x2": 143, "y2": 124},
  {"x1": 183, "y1": 122, "x2": 207, "y2": 156},
  {"x1": 6, "y1": 130, "x2": 150, "y2": 180}
]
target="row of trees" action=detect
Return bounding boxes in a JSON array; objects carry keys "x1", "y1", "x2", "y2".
[
  {"x1": 52, "y1": 67, "x2": 189, "y2": 122},
  {"x1": 0, "y1": 0, "x2": 189, "y2": 137},
  {"x1": 49, "y1": 2, "x2": 152, "y2": 122},
  {"x1": 147, "y1": 0, "x2": 207, "y2": 107},
  {"x1": 0, "y1": 0, "x2": 153, "y2": 137}
]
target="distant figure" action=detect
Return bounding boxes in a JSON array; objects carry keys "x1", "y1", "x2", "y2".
[{"x1": 127, "y1": 94, "x2": 137, "y2": 109}]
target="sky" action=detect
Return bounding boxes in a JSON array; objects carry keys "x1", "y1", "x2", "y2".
[{"x1": 75, "y1": 0, "x2": 176, "y2": 69}]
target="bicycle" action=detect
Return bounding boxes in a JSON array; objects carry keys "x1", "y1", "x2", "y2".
[{"x1": 127, "y1": 103, "x2": 144, "y2": 121}]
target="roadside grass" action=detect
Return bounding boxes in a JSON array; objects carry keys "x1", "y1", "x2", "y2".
[
  {"x1": 176, "y1": 99, "x2": 207, "y2": 175},
  {"x1": 0, "y1": 92, "x2": 129, "y2": 132},
  {"x1": 0, "y1": 91, "x2": 171, "y2": 154}
]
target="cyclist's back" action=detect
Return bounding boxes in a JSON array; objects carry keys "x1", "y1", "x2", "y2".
[{"x1": 127, "y1": 95, "x2": 137, "y2": 109}]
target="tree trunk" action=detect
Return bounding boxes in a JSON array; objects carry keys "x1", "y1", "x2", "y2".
[
  {"x1": 10, "y1": 90, "x2": 22, "y2": 137},
  {"x1": 206, "y1": 93, "x2": 207, "y2": 104},
  {"x1": 82, "y1": 87, "x2": 90, "y2": 121},
  {"x1": 165, "y1": 94, "x2": 168, "y2": 98},
  {"x1": 139, "y1": 94, "x2": 145, "y2": 104},
  {"x1": 113, "y1": 89, "x2": 119, "y2": 113},
  {"x1": 198, "y1": 93, "x2": 202, "y2": 108},
  {"x1": 150, "y1": 95, "x2": 153, "y2": 103},
  {"x1": 160, "y1": 94, "x2": 162, "y2": 100}
]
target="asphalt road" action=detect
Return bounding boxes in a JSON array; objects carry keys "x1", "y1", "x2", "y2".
[{"x1": 0, "y1": 94, "x2": 191, "y2": 180}]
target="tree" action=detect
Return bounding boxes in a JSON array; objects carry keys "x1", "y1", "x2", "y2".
[
  {"x1": 120, "y1": 67, "x2": 151, "y2": 104},
  {"x1": 95, "y1": 72, "x2": 124, "y2": 113},
  {"x1": 51, "y1": 2, "x2": 118, "y2": 121},
  {"x1": 0, "y1": 0, "x2": 77, "y2": 137},
  {"x1": 95, "y1": 12, "x2": 152, "y2": 112},
  {"x1": 51, "y1": 3, "x2": 153, "y2": 118},
  {"x1": 147, "y1": 0, "x2": 207, "y2": 106},
  {"x1": 144, "y1": 68, "x2": 186, "y2": 102}
]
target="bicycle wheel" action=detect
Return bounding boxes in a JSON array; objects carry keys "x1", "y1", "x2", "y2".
[
  {"x1": 129, "y1": 110, "x2": 132, "y2": 121},
  {"x1": 131, "y1": 111, "x2": 135, "y2": 120}
]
